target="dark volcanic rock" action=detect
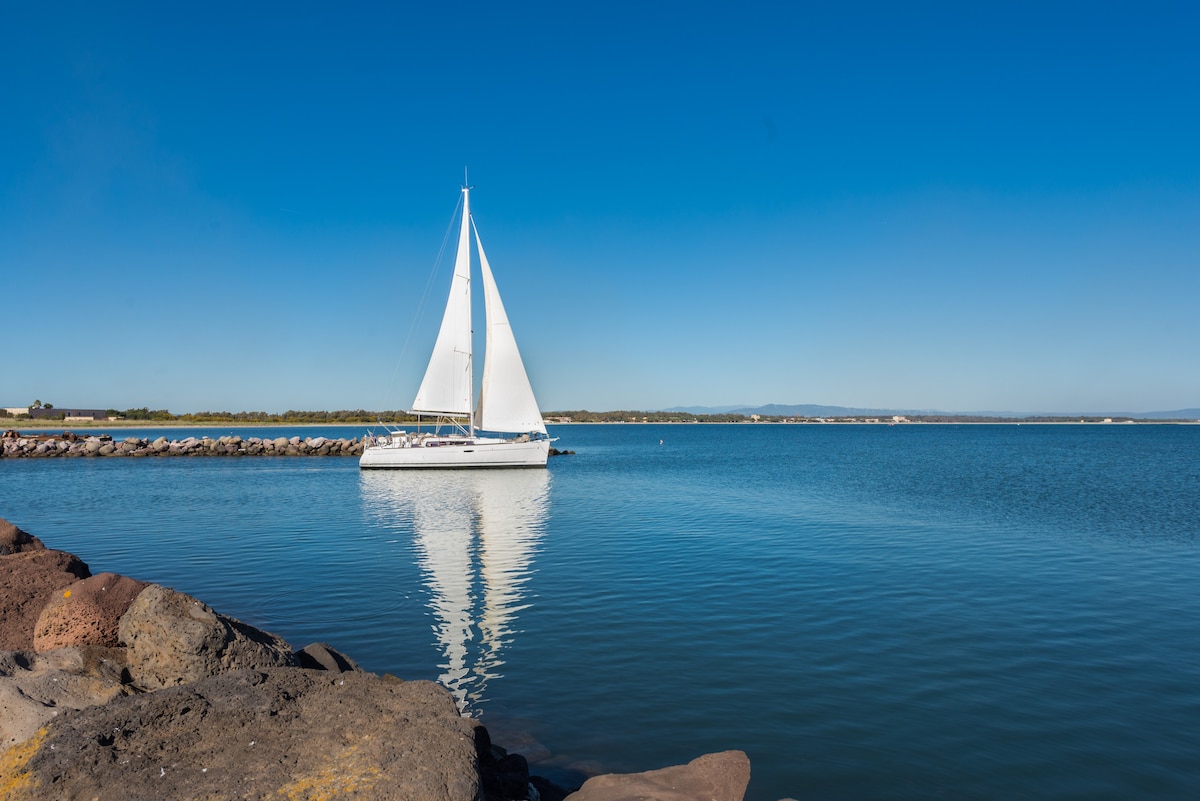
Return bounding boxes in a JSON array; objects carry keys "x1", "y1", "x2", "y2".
[
  {"x1": 33, "y1": 572, "x2": 150, "y2": 652},
  {"x1": 0, "y1": 549, "x2": 91, "y2": 651},
  {"x1": 565, "y1": 750, "x2": 751, "y2": 801},
  {"x1": 0, "y1": 668, "x2": 482, "y2": 801},
  {"x1": 118, "y1": 584, "x2": 298, "y2": 689},
  {"x1": 298, "y1": 641, "x2": 363, "y2": 673},
  {"x1": 475, "y1": 724, "x2": 537, "y2": 801},
  {"x1": 0, "y1": 647, "x2": 132, "y2": 752},
  {"x1": 0, "y1": 518, "x2": 45, "y2": 554}
]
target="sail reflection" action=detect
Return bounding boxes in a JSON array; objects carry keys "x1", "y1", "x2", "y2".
[{"x1": 360, "y1": 469, "x2": 550, "y2": 714}]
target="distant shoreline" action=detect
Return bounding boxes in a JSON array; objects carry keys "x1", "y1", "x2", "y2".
[
  {"x1": 4, "y1": 418, "x2": 1196, "y2": 431},
  {"x1": 539, "y1": 420, "x2": 1199, "y2": 425},
  {"x1": 3, "y1": 420, "x2": 363, "y2": 429}
]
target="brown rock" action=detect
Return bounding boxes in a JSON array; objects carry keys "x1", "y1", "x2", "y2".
[
  {"x1": 0, "y1": 549, "x2": 91, "y2": 651},
  {"x1": 0, "y1": 518, "x2": 44, "y2": 555},
  {"x1": 297, "y1": 641, "x2": 363, "y2": 673},
  {"x1": 566, "y1": 750, "x2": 751, "y2": 801},
  {"x1": 0, "y1": 647, "x2": 131, "y2": 753},
  {"x1": 0, "y1": 668, "x2": 482, "y2": 801},
  {"x1": 117, "y1": 584, "x2": 298, "y2": 689},
  {"x1": 32, "y1": 572, "x2": 149, "y2": 652}
]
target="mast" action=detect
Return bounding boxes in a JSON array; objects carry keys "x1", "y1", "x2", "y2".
[{"x1": 464, "y1": 183, "x2": 475, "y2": 437}]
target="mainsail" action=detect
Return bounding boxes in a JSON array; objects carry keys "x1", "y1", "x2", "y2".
[{"x1": 411, "y1": 187, "x2": 474, "y2": 417}]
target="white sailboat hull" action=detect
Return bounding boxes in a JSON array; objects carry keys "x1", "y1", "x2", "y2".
[{"x1": 360, "y1": 435, "x2": 549, "y2": 469}]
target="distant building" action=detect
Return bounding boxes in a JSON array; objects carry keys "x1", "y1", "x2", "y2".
[
  {"x1": 26, "y1": 408, "x2": 108, "y2": 421},
  {"x1": 2, "y1": 407, "x2": 28, "y2": 417}
]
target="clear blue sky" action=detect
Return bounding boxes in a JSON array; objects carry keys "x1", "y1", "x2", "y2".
[{"x1": 3, "y1": 2, "x2": 1197, "y2": 414}]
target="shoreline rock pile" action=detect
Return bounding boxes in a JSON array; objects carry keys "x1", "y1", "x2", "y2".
[
  {"x1": 0, "y1": 516, "x2": 754, "y2": 801},
  {"x1": 1, "y1": 431, "x2": 364, "y2": 458}
]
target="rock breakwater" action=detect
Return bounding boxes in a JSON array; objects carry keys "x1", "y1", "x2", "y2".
[
  {"x1": 0, "y1": 516, "x2": 755, "y2": 801},
  {"x1": 1, "y1": 431, "x2": 364, "y2": 458}
]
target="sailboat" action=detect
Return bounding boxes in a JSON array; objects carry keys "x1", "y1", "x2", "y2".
[{"x1": 360, "y1": 184, "x2": 551, "y2": 468}]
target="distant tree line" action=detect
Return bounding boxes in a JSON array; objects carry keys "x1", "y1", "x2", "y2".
[
  {"x1": 108, "y1": 407, "x2": 175, "y2": 421},
  {"x1": 544, "y1": 411, "x2": 1150, "y2": 424},
  {"x1": 176, "y1": 410, "x2": 417, "y2": 424},
  {"x1": 544, "y1": 410, "x2": 749, "y2": 423},
  {"x1": 3, "y1": 406, "x2": 1161, "y2": 425},
  {"x1": 86, "y1": 409, "x2": 415, "y2": 424}
]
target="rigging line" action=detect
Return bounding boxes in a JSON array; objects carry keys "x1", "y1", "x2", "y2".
[{"x1": 385, "y1": 190, "x2": 468, "y2": 401}]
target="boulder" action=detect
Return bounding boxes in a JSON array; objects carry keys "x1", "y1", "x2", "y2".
[
  {"x1": 32, "y1": 572, "x2": 150, "y2": 652},
  {"x1": 0, "y1": 549, "x2": 91, "y2": 651},
  {"x1": 118, "y1": 584, "x2": 298, "y2": 689},
  {"x1": 475, "y1": 724, "x2": 539, "y2": 801},
  {"x1": 565, "y1": 750, "x2": 751, "y2": 801},
  {"x1": 0, "y1": 668, "x2": 482, "y2": 801},
  {"x1": 297, "y1": 641, "x2": 362, "y2": 673},
  {"x1": 0, "y1": 518, "x2": 44, "y2": 554},
  {"x1": 2, "y1": 437, "x2": 362, "y2": 458},
  {"x1": 0, "y1": 647, "x2": 131, "y2": 752}
]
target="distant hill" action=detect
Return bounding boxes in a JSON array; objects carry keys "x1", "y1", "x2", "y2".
[
  {"x1": 729, "y1": 403, "x2": 903, "y2": 417},
  {"x1": 661, "y1": 405, "x2": 752, "y2": 415},
  {"x1": 1128, "y1": 409, "x2": 1200, "y2": 420},
  {"x1": 673, "y1": 403, "x2": 941, "y2": 417}
]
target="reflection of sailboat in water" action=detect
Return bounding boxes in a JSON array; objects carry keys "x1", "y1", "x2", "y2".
[{"x1": 360, "y1": 469, "x2": 550, "y2": 714}]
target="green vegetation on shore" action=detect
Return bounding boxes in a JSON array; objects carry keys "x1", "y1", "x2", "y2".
[
  {"x1": 3, "y1": 407, "x2": 1188, "y2": 428},
  {"x1": 543, "y1": 410, "x2": 1152, "y2": 423},
  {"x1": 1, "y1": 408, "x2": 417, "y2": 426},
  {"x1": 119, "y1": 408, "x2": 418, "y2": 424}
]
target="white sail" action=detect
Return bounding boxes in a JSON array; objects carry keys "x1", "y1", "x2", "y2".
[
  {"x1": 473, "y1": 223, "x2": 547, "y2": 434},
  {"x1": 411, "y1": 188, "x2": 473, "y2": 416}
]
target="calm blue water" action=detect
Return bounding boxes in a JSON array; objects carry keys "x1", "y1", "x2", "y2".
[{"x1": 2, "y1": 423, "x2": 1199, "y2": 800}]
